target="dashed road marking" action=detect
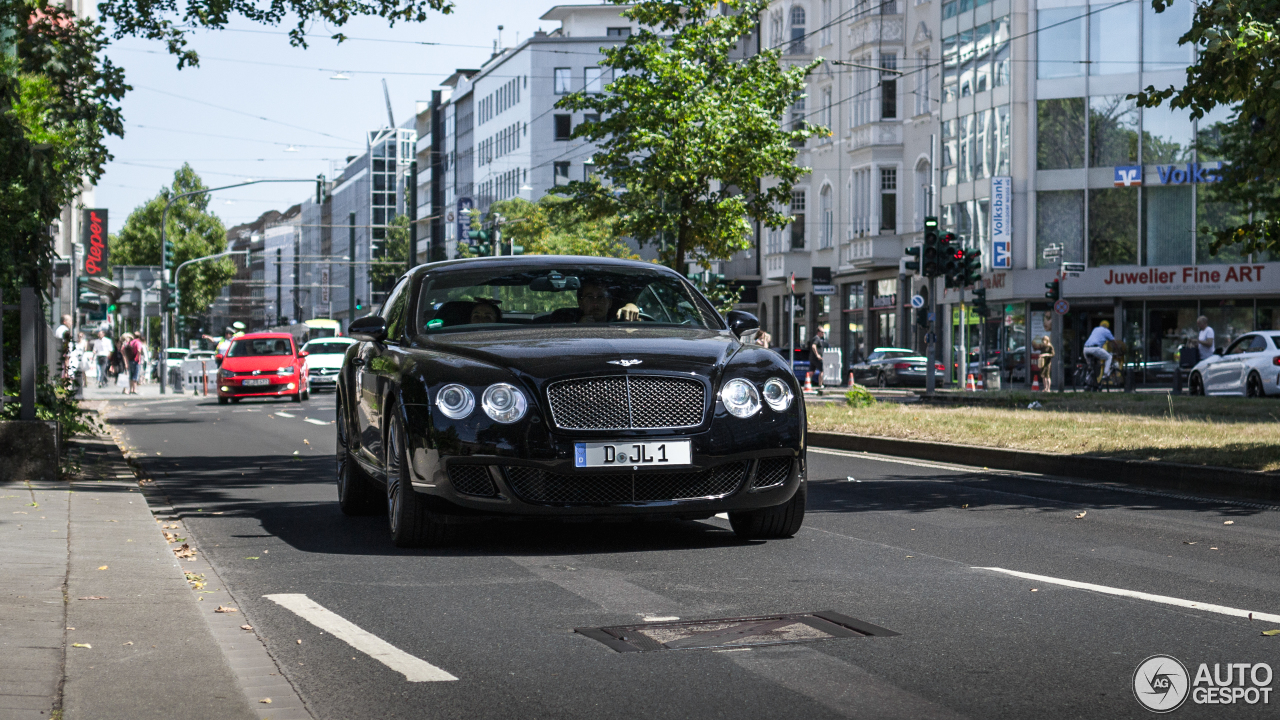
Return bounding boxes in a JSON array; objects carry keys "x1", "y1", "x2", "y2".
[
  {"x1": 976, "y1": 567, "x2": 1280, "y2": 624},
  {"x1": 274, "y1": 411, "x2": 296, "y2": 418},
  {"x1": 304, "y1": 418, "x2": 330, "y2": 426},
  {"x1": 263, "y1": 593, "x2": 457, "y2": 682}
]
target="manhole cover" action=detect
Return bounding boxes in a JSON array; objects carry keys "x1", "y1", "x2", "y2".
[{"x1": 576, "y1": 611, "x2": 898, "y2": 652}]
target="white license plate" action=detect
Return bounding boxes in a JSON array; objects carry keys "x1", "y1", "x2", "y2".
[
  {"x1": 574, "y1": 440, "x2": 692, "y2": 468},
  {"x1": 243, "y1": 378, "x2": 270, "y2": 386}
]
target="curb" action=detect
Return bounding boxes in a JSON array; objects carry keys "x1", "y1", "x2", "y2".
[{"x1": 807, "y1": 431, "x2": 1280, "y2": 503}]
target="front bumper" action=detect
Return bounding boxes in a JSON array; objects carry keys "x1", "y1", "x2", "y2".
[
  {"x1": 217, "y1": 375, "x2": 301, "y2": 397},
  {"x1": 399, "y1": 404, "x2": 804, "y2": 519},
  {"x1": 308, "y1": 370, "x2": 339, "y2": 389}
]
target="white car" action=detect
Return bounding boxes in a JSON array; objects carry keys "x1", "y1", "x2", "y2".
[
  {"x1": 301, "y1": 336, "x2": 356, "y2": 391},
  {"x1": 1188, "y1": 332, "x2": 1280, "y2": 397},
  {"x1": 164, "y1": 347, "x2": 189, "y2": 371}
]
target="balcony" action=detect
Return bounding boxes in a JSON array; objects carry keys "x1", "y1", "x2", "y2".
[
  {"x1": 764, "y1": 251, "x2": 812, "y2": 282},
  {"x1": 840, "y1": 236, "x2": 904, "y2": 270},
  {"x1": 848, "y1": 122, "x2": 902, "y2": 150},
  {"x1": 848, "y1": 17, "x2": 903, "y2": 51}
]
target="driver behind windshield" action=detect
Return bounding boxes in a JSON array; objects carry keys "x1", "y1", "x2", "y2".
[{"x1": 577, "y1": 280, "x2": 640, "y2": 323}]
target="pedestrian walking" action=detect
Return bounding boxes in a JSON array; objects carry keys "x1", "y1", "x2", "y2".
[
  {"x1": 805, "y1": 328, "x2": 827, "y2": 387},
  {"x1": 1196, "y1": 316, "x2": 1216, "y2": 361},
  {"x1": 1036, "y1": 334, "x2": 1054, "y2": 392},
  {"x1": 93, "y1": 330, "x2": 113, "y2": 387},
  {"x1": 120, "y1": 332, "x2": 144, "y2": 395}
]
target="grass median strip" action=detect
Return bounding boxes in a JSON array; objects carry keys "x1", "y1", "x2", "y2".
[{"x1": 808, "y1": 392, "x2": 1280, "y2": 472}]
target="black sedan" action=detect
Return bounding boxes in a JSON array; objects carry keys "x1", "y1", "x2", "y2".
[
  {"x1": 335, "y1": 256, "x2": 807, "y2": 547},
  {"x1": 850, "y1": 347, "x2": 936, "y2": 387}
]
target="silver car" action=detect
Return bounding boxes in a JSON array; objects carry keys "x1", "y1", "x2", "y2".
[{"x1": 1188, "y1": 332, "x2": 1280, "y2": 397}]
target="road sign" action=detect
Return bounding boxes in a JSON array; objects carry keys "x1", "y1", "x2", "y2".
[
  {"x1": 1004, "y1": 314, "x2": 1014, "y2": 326},
  {"x1": 928, "y1": 311, "x2": 935, "y2": 322},
  {"x1": 1054, "y1": 299, "x2": 1070, "y2": 315},
  {"x1": 812, "y1": 284, "x2": 836, "y2": 296},
  {"x1": 910, "y1": 294, "x2": 925, "y2": 309}
]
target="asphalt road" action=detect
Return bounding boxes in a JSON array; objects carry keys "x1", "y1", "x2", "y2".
[{"x1": 103, "y1": 391, "x2": 1280, "y2": 719}]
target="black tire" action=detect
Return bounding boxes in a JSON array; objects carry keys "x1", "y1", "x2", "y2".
[
  {"x1": 876, "y1": 373, "x2": 888, "y2": 388},
  {"x1": 302, "y1": 388, "x2": 311, "y2": 401},
  {"x1": 218, "y1": 396, "x2": 228, "y2": 405},
  {"x1": 729, "y1": 482, "x2": 806, "y2": 540},
  {"x1": 1189, "y1": 372, "x2": 1205, "y2": 396},
  {"x1": 336, "y1": 394, "x2": 381, "y2": 516},
  {"x1": 385, "y1": 407, "x2": 449, "y2": 547},
  {"x1": 1246, "y1": 372, "x2": 1265, "y2": 398},
  {"x1": 231, "y1": 397, "x2": 241, "y2": 404}
]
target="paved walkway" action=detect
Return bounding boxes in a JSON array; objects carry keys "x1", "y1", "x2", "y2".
[{"x1": 1, "y1": 432, "x2": 263, "y2": 720}]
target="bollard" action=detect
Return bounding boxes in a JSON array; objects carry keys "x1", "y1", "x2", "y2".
[
  {"x1": 1171, "y1": 367, "x2": 1182, "y2": 396},
  {"x1": 202, "y1": 362, "x2": 209, "y2": 396}
]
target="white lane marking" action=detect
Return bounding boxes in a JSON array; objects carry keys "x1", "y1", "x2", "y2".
[
  {"x1": 263, "y1": 594, "x2": 457, "y2": 682},
  {"x1": 274, "y1": 411, "x2": 296, "y2": 418},
  {"x1": 976, "y1": 567, "x2": 1280, "y2": 624},
  {"x1": 304, "y1": 418, "x2": 330, "y2": 426}
]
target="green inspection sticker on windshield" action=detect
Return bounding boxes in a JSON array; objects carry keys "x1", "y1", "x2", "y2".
[{"x1": 427, "y1": 319, "x2": 444, "y2": 328}]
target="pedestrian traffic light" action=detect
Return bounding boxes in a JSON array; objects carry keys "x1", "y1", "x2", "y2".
[
  {"x1": 972, "y1": 286, "x2": 989, "y2": 317},
  {"x1": 922, "y1": 217, "x2": 939, "y2": 278},
  {"x1": 963, "y1": 249, "x2": 982, "y2": 286},
  {"x1": 1045, "y1": 278, "x2": 1060, "y2": 301},
  {"x1": 107, "y1": 303, "x2": 117, "y2": 313},
  {"x1": 355, "y1": 298, "x2": 364, "y2": 311},
  {"x1": 905, "y1": 245, "x2": 921, "y2": 274},
  {"x1": 163, "y1": 240, "x2": 176, "y2": 268}
]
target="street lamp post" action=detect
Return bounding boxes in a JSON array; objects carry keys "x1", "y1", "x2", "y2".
[{"x1": 159, "y1": 178, "x2": 320, "y2": 393}]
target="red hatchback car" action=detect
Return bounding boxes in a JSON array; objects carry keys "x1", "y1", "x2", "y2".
[{"x1": 216, "y1": 332, "x2": 311, "y2": 404}]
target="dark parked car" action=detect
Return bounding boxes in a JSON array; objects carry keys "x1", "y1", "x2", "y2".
[
  {"x1": 336, "y1": 256, "x2": 807, "y2": 547},
  {"x1": 849, "y1": 347, "x2": 929, "y2": 387}
]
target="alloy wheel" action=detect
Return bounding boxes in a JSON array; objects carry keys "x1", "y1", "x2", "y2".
[
  {"x1": 1247, "y1": 373, "x2": 1264, "y2": 398},
  {"x1": 386, "y1": 418, "x2": 403, "y2": 532},
  {"x1": 336, "y1": 398, "x2": 349, "y2": 497}
]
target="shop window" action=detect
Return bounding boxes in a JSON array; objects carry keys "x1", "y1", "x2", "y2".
[
  {"x1": 1090, "y1": 2, "x2": 1140, "y2": 75},
  {"x1": 1143, "y1": 185, "x2": 1193, "y2": 265},
  {"x1": 1088, "y1": 187, "x2": 1138, "y2": 267},
  {"x1": 1141, "y1": 105, "x2": 1194, "y2": 164},
  {"x1": 1037, "y1": 98, "x2": 1086, "y2": 170},
  {"x1": 1089, "y1": 95, "x2": 1139, "y2": 167},
  {"x1": 1036, "y1": 190, "x2": 1084, "y2": 268},
  {"x1": 1143, "y1": 0, "x2": 1194, "y2": 72},
  {"x1": 1037, "y1": 7, "x2": 1086, "y2": 79}
]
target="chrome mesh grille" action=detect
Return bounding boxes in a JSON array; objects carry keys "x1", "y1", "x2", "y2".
[
  {"x1": 503, "y1": 462, "x2": 747, "y2": 505},
  {"x1": 752, "y1": 457, "x2": 793, "y2": 490},
  {"x1": 546, "y1": 375, "x2": 705, "y2": 430},
  {"x1": 448, "y1": 465, "x2": 498, "y2": 497}
]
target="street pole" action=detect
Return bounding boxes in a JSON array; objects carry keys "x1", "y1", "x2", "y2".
[
  {"x1": 275, "y1": 248, "x2": 283, "y2": 325},
  {"x1": 407, "y1": 160, "x2": 418, "y2": 275},
  {"x1": 348, "y1": 212, "x2": 356, "y2": 330},
  {"x1": 158, "y1": 177, "x2": 320, "y2": 393},
  {"x1": 925, "y1": 275, "x2": 937, "y2": 395}
]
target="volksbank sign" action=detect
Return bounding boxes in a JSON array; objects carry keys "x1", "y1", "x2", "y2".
[{"x1": 1113, "y1": 162, "x2": 1225, "y2": 187}]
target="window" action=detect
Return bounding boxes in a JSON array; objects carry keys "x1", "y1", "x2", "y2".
[
  {"x1": 1038, "y1": 7, "x2": 1086, "y2": 79},
  {"x1": 995, "y1": 105, "x2": 1011, "y2": 176},
  {"x1": 606, "y1": 27, "x2": 631, "y2": 37},
  {"x1": 880, "y1": 55, "x2": 897, "y2": 119},
  {"x1": 941, "y1": 119, "x2": 957, "y2": 186},
  {"x1": 584, "y1": 160, "x2": 596, "y2": 183},
  {"x1": 1142, "y1": 105, "x2": 1194, "y2": 164},
  {"x1": 553, "y1": 161, "x2": 570, "y2": 185},
  {"x1": 819, "y1": 186, "x2": 833, "y2": 249},
  {"x1": 974, "y1": 22, "x2": 992, "y2": 93},
  {"x1": 790, "y1": 189, "x2": 806, "y2": 249},
  {"x1": 821, "y1": 86, "x2": 832, "y2": 131},
  {"x1": 585, "y1": 67, "x2": 605, "y2": 93},
  {"x1": 584, "y1": 113, "x2": 600, "y2": 126},
  {"x1": 1089, "y1": 95, "x2": 1139, "y2": 167},
  {"x1": 790, "y1": 91, "x2": 807, "y2": 146},
  {"x1": 1143, "y1": 185, "x2": 1193, "y2": 265},
  {"x1": 992, "y1": 17, "x2": 1011, "y2": 87},
  {"x1": 820, "y1": 0, "x2": 832, "y2": 46},
  {"x1": 1089, "y1": 187, "x2": 1138, "y2": 266},
  {"x1": 958, "y1": 28, "x2": 974, "y2": 97},
  {"x1": 1143, "y1": 0, "x2": 1194, "y2": 72},
  {"x1": 554, "y1": 114, "x2": 572, "y2": 141},
  {"x1": 879, "y1": 168, "x2": 897, "y2": 233},
  {"x1": 942, "y1": 34, "x2": 958, "y2": 103},
  {"x1": 1037, "y1": 98, "x2": 1086, "y2": 170},
  {"x1": 915, "y1": 50, "x2": 930, "y2": 116},
  {"x1": 1090, "y1": 2, "x2": 1139, "y2": 75},
  {"x1": 1036, "y1": 190, "x2": 1084, "y2": 268},
  {"x1": 789, "y1": 6, "x2": 806, "y2": 55},
  {"x1": 553, "y1": 68, "x2": 571, "y2": 94},
  {"x1": 915, "y1": 160, "x2": 932, "y2": 230},
  {"x1": 881, "y1": 0, "x2": 897, "y2": 14}
]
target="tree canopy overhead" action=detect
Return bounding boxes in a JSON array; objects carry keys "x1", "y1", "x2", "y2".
[
  {"x1": 100, "y1": 0, "x2": 455, "y2": 67},
  {"x1": 1135, "y1": 0, "x2": 1280, "y2": 257},
  {"x1": 552, "y1": 0, "x2": 824, "y2": 272}
]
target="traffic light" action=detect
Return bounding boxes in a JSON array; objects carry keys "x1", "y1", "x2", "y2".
[
  {"x1": 941, "y1": 233, "x2": 964, "y2": 288},
  {"x1": 915, "y1": 307, "x2": 928, "y2": 328},
  {"x1": 476, "y1": 243, "x2": 491, "y2": 256},
  {"x1": 1045, "y1": 278, "x2": 1060, "y2": 301},
  {"x1": 163, "y1": 240, "x2": 176, "y2": 268},
  {"x1": 963, "y1": 249, "x2": 982, "y2": 286},
  {"x1": 163, "y1": 282, "x2": 177, "y2": 311},
  {"x1": 510, "y1": 243, "x2": 525, "y2": 255},
  {"x1": 355, "y1": 298, "x2": 364, "y2": 311},
  {"x1": 107, "y1": 303, "x2": 117, "y2": 314},
  {"x1": 905, "y1": 245, "x2": 921, "y2": 274},
  {"x1": 972, "y1": 286, "x2": 989, "y2": 317},
  {"x1": 922, "y1": 216, "x2": 940, "y2": 277},
  {"x1": 467, "y1": 229, "x2": 490, "y2": 243}
]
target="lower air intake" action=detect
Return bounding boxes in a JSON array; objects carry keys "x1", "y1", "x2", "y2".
[
  {"x1": 448, "y1": 465, "x2": 498, "y2": 497},
  {"x1": 752, "y1": 457, "x2": 793, "y2": 490},
  {"x1": 503, "y1": 462, "x2": 748, "y2": 505}
]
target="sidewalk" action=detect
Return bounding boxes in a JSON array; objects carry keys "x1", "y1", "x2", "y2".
[{"x1": 0, "y1": 430, "x2": 269, "y2": 719}]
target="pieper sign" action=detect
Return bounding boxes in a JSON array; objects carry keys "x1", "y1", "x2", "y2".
[{"x1": 82, "y1": 208, "x2": 108, "y2": 277}]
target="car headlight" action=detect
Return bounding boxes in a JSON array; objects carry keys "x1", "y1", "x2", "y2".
[
  {"x1": 762, "y1": 377, "x2": 793, "y2": 412},
  {"x1": 482, "y1": 383, "x2": 528, "y2": 423},
  {"x1": 276, "y1": 366, "x2": 296, "y2": 375},
  {"x1": 720, "y1": 378, "x2": 761, "y2": 418},
  {"x1": 436, "y1": 384, "x2": 475, "y2": 419}
]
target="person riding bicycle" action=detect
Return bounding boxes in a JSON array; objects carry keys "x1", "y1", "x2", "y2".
[{"x1": 1083, "y1": 320, "x2": 1115, "y2": 383}]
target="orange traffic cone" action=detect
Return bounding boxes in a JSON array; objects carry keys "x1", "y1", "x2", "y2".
[
  {"x1": 965, "y1": 373, "x2": 976, "y2": 391},
  {"x1": 1032, "y1": 375, "x2": 1041, "y2": 392},
  {"x1": 803, "y1": 372, "x2": 815, "y2": 394},
  {"x1": 847, "y1": 371, "x2": 856, "y2": 389},
  {"x1": 976, "y1": 373, "x2": 985, "y2": 390}
]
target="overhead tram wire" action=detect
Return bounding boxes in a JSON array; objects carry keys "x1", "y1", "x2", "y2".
[{"x1": 133, "y1": 85, "x2": 358, "y2": 143}]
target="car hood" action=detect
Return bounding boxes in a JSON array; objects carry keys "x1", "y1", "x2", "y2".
[
  {"x1": 221, "y1": 356, "x2": 299, "y2": 373},
  {"x1": 423, "y1": 326, "x2": 740, "y2": 379}
]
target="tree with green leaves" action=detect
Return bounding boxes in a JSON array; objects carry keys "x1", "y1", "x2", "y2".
[
  {"x1": 371, "y1": 214, "x2": 410, "y2": 289},
  {"x1": 111, "y1": 165, "x2": 235, "y2": 319},
  {"x1": 1135, "y1": 0, "x2": 1280, "y2": 257},
  {"x1": 486, "y1": 196, "x2": 637, "y2": 259},
  {"x1": 552, "y1": 0, "x2": 824, "y2": 272}
]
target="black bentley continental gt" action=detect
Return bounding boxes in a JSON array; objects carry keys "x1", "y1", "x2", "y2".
[{"x1": 335, "y1": 256, "x2": 806, "y2": 547}]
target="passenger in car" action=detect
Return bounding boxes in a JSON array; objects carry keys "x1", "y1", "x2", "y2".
[
  {"x1": 469, "y1": 300, "x2": 502, "y2": 324},
  {"x1": 539, "y1": 279, "x2": 642, "y2": 323}
]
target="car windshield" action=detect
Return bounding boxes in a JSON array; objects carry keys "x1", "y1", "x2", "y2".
[
  {"x1": 303, "y1": 342, "x2": 351, "y2": 355},
  {"x1": 167, "y1": 351, "x2": 187, "y2": 359},
  {"x1": 227, "y1": 338, "x2": 294, "y2": 357},
  {"x1": 414, "y1": 265, "x2": 723, "y2": 334}
]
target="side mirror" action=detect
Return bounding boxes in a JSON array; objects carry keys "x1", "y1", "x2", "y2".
[
  {"x1": 298, "y1": 350, "x2": 309, "y2": 358},
  {"x1": 348, "y1": 314, "x2": 387, "y2": 342},
  {"x1": 726, "y1": 310, "x2": 760, "y2": 340}
]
